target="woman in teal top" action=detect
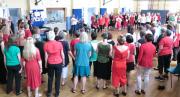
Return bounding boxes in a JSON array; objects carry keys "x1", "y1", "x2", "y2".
[
  {"x1": 4, "y1": 35, "x2": 22, "y2": 95},
  {"x1": 72, "y1": 32, "x2": 92, "y2": 94},
  {"x1": 89, "y1": 32, "x2": 99, "y2": 77}
]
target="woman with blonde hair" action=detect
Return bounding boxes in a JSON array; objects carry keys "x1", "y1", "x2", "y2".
[
  {"x1": 23, "y1": 37, "x2": 42, "y2": 97},
  {"x1": 72, "y1": 32, "x2": 92, "y2": 94}
]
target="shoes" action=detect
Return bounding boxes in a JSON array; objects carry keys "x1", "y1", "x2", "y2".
[
  {"x1": 113, "y1": 92, "x2": 119, "y2": 97},
  {"x1": 163, "y1": 74, "x2": 169, "y2": 79},
  {"x1": 153, "y1": 67, "x2": 159, "y2": 70},
  {"x1": 71, "y1": 88, "x2": 76, "y2": 93},
  {"x1": 155, "y1": 76, "x2": 165, "y2": 81},
  {"x1": 135, "y1": 90, "x2": 141, "y2": 95},
  {"x1": 158, "y1": 85, "x2": 165, "y2": 90},
  {"x1": 81, "y1": 90, "x2": 86, "y2": 94},
  {"x1": 16, "y1": 90, "x2": 23, "y2": 96},
  {"x1": 55, "y1": 94, "x2": 59, "y2": 97},
  {"x1": 96, "y1": 85, "x2": 100, "y2": 90},
  {"x1": 122, "y1": 91, "x2": 127, "y2": 96},
  {"x1": 46, "y1": 92, "x2": 51, "y2": 97},
  {"x1": 103, "y1": 86, "x2": 108, "y2": 90},
  {"x1": 141, "y1": 90, "x2": 145, "y2": 94}
]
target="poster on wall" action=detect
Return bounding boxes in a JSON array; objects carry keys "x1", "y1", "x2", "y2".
[
  {"x1": 30, "y1": 9, "x2": 46, "y2": 27},
  {"x1": 46, "y1": 8, "x2": 65, "y2": 24}
]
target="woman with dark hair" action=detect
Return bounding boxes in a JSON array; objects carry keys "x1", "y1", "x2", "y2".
[
  {"x1": 135, "y1": 34, "x2": 156, "y2": 95},
  {"x1": 4, "y1": 35, "x2": 23, "y2": 95},
  {"x1": 89, "y1": 32, "x2": 99, "y2": 72},
  {"x1": 96, "y1": 33, "x2": 112, "y2": 89},
  {"x1": 33, "y1": 27, "x2": 46, "y2": 75},
  {"x1": 0, "y1": 33, "x2": 7, "y2": 84},
  {"x1": 56, "y1": 32, "x2": 74, "y2": 86},
  {"x1": 125, "y1": 35, "x2": 135, "y2": 85},
  {"x1": 156, "y1": 29, "x2": 173, "y2": 80},
  {"x1": 70, "y1": 31, "x2": 80, "y2": 79},
  {"x1": 112, "y1": 35, "x2": 129, "y2": 97},
  {"x1": 107, "y1": 32, "x2": 115, "y2": 46}
]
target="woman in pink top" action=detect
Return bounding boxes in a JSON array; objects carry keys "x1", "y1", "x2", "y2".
[
  {"x1": 125, "y1": 35, "x2": 135, "y2": 85},
  {"x1": 105, "y1": 15, "x2": 110, "y2": 30},
  {"x1": 44, "y1": 31, "x2": 64, "y2": 97},
  {"x1": 23, "y1": 37, "x2": 42, "y2": 97},
  {"x1": 115, "y1": 16, "x2": 122, "y2": 31},
  {"x1": 98, "y1": 15, "x2": 105, "y2": 32},
  {"x1": 135, "y1": 34, "x2": 156, "y2": 95},
  {"x1": 156, "y1": 29, "x2": 173, "y2": 80},
  {"x1": 112, "y1": 35, "x2": 129, "y2": 97}
]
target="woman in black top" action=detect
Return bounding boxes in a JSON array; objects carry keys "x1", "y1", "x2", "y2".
[{"x1": 55, "y1": 32, "x2": 74, "y2": 85}]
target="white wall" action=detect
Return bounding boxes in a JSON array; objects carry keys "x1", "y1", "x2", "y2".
[
  {"x1": 29, "y1": 0, "x2": 71, "y2": 16},
  {"x1": 1, "y1": 0, "x2": 28, "y2": 16}
]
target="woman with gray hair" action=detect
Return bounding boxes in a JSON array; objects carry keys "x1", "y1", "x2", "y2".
[
  {"x1": 72, "y1": 32, "x2": 92, "y2": 94},
  {"x1": 44, "y1": 31, "x2": 64, "y2": 97},
  {"x1": 55, "y1": 32, "x2": 74, "y2": 86}
]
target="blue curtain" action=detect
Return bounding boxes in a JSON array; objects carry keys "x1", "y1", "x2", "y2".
[
  {"x1": 72, "y1": 9, "x2": 82, "y2": 20},
  {"x1": 100, "y1": 8, "x2": 107, "y2": 16},
  {"x1": 66, "y1": 16, "x2": 71, "y2": 31}
]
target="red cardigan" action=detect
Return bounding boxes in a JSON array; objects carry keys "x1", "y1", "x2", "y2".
[{"x1": 138, "y1": 42, "x2": 156, "y2": 68}]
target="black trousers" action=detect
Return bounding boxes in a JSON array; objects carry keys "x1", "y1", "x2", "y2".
[
  {"x1": 158, "y1": 54, "x2": 171, "y2": 74},
  {"x1": 6, "y1": 65, "x2": 21, "y2": 94},
  {"x1": 47, "y1": 64, "x2": 62, "y2": 96},
  {"x1": 99, "y1": 25, "x2": 104, "y2": 32}
]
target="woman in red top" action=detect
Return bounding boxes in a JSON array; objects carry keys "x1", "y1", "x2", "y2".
[
  {"x1": 123, "y1": 15, "x2": 129, "y2": 29},
  {"x1": 24, "y1": 24, "x2": 32, "y2": 39},
  {"x1": 115, "y1": 15, "x2": 122, "y2": 31},
  {"x1": 105, "y1": 15, "x2": 110, "y2": 30},
  {"x1": 98, "y1": 15, "x2": 105, "y2": 32},
  {"x1": 112, "y1": 35, "x2": 129, "y2": 97},
  {"x1": 129, "y1": 14, "x2": 135, "y2": 26},
  {"x1": 125, "y1": 35, "x2": 135, "y2": 85},
  {"x1": 156, "y1": 29, "x2": 173, "y2": 80},
  {"x1": 23, "y1": 37, "x2": 42, "y2": 97},
  {"x1": 135, "y1": 34, "x2": 156, "y2": 95},
  {"x1": 44, "y1": 31, "x2": 64, "y2": 97}
]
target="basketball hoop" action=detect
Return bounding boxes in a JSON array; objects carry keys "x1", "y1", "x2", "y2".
[{"x1": 103, "y1": 0, "x2": 112, "y2": 6}]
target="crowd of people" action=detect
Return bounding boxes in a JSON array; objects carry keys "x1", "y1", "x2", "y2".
[
  {"x1": 90, "y1": 12, "x2": 180, "y2": 32},
  {"x1": 0, "y1": 11, "x2": 180, "y2": 97}
]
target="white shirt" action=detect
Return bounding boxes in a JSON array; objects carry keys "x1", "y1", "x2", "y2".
[
  {"x1": 146, "y1": 16, "x2": 151, "y2": 23},
  {"x1": 153, "y1": 26, "x2": 161, "y2": 43},
  {"x1": 141, "y1": 16, "x2": 146, "y2": 23},
  {"x1": 71, "y1": 17, "x2": 78, "y2": 25}
]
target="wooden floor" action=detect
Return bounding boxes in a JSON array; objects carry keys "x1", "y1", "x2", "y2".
[{"x1": 0, "y1": 30, "x2": 179, "y2": 97}]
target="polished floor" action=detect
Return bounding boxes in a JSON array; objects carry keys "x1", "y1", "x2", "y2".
[{"x1": 0, "y1": 30, "x2": 179, "y2": 97}]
